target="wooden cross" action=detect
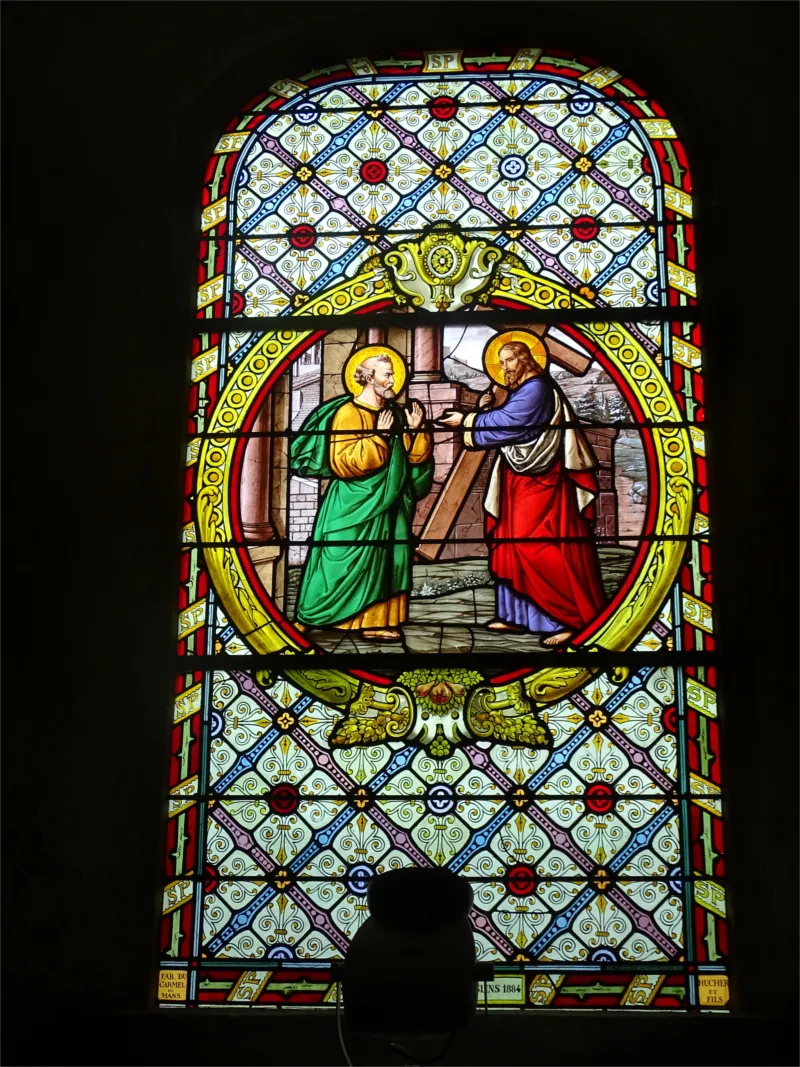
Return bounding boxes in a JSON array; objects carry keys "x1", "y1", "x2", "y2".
[{"x1": 416, "y1": 324, "x2": 591, "y2": 561}]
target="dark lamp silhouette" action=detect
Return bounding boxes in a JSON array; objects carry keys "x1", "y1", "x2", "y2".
[{"x1": 341, "y1": 868, "x2": 480, "y2": 1039}]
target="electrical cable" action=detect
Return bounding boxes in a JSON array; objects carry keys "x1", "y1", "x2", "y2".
[
  {"x1": 336, "y1": 979, "x2": 354, "y2": 1067},
  {"x1": 388, "y1": 1045, "x2": 419, "y2": 1067},
  {"x1": 388, "y1": 1030, "x2": 456, "y2": 1066},
  {"x1": 443, "y1": 325, "x2": 469, "y2": 362}
]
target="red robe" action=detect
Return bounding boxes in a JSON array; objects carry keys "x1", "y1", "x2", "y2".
[
  {"x1": 487, "y1": 462, "x2": 605, "y2": 631},
  {"x1": 469, "y1": 375, "x2": 606, "y2": 632}
]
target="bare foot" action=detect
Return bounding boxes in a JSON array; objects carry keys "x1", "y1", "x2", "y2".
[
  {"x1": 487, "y1": 619, "x2": 524, "y2": 631},
  {"x1": 362, "y1": 628, "x2": 402, "y2": 641},
  {"x1": 543, "y1": 630, "x2": 574, "y2": 647}
]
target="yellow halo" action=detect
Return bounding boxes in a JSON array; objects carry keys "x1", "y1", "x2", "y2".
[
  {"x1": 343, "y1": 345, "x2": 408, "y2": 397},
  {"x1": 483, "y1": 330, "x2": 548, "y2": 386}
]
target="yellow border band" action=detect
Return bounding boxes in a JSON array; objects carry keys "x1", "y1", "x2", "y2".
[{"x1": 196, "y1": 243, "x2": 693, "y2": 707}]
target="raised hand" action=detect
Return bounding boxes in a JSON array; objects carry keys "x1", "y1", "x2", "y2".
[
  {"x1": 436, "y1": 409, "x2": 465, "y2": 427},
  {"x1": 405, "y1": 399, "x2": 425, "y2": 430},
  {"x1": 376, "y1": 408, "x2": 394, "y2": 435},
  {"x1": 478, "y1": 390, "x2": 494, "y2": 410}
]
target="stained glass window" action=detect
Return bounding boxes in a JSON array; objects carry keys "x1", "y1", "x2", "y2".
[{"x1": 162, "y1": 49, "x2": 727, "y2": 1014}]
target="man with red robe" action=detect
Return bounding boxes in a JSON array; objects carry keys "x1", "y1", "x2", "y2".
[{"x1": 439, "y1": 341, "x2": 605, "y2": 646}]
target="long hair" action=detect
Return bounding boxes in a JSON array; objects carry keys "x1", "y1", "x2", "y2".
[{"x1": 499, "y1": 341, "x2": 543, "y2": 375}]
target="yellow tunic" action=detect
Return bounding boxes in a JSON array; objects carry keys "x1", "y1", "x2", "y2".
[{"x1": 328, "y1": 400, "x2": 432, "y2": 630}]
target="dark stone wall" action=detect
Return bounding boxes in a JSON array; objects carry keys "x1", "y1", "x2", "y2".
[{"x1": 2, "y1": 3, "x2": 797, "y2": 1063}]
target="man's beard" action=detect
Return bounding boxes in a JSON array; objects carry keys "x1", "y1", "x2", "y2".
[
  {"x1": 503, "y1": 365, "x2": 523, "y2": 389},
  {"x1": 373, "y1": 383, "x2": 396, "y2": 399}
]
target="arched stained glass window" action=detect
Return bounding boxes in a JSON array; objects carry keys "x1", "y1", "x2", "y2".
[{"x1": 163, "y1": 49, "x2": 725, "y2": 1013}]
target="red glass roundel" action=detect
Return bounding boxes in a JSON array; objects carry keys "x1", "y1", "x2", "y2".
[
  {"x1": 585, "y1": 783, "x2": 614, "y2": 813},
  {"x1": 429, "y1": 96, "x2": 457, "y2": 121},
  {"x1": 360, "y1": 159, "x2": 388, "y2": 184},
  {"x1": 270, "y1": 784, "x2": 299, "y2": 814},
  {"x1": 289, "y1": 224, "x2": 316, "y2": 249},
  {"x1": 507, "y1": 864, "x2": 536, "y2": 896},
  {"x1": 571, "y1": 215, "x2": 600, "y2": 242}
]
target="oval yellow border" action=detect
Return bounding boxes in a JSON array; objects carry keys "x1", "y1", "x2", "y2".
[{"x1": 196, "y1": 246, "x2": 693, "y2": 705}]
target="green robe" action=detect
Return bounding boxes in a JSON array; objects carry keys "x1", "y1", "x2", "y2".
[{"x1": 291, "y1": 396, "x2": 433, "y2": 627}]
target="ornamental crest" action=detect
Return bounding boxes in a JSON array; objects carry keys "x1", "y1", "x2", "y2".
[
  {"x1": 383, "y1": 224, "x2": 503, "y2": 312},
  {"x1": 259, "y1": 668, "x2": 550, "y2": 757}
]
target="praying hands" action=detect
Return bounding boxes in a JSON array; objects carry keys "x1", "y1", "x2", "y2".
[{"x1": 405, "y1": 399, "x2": 426, "y2": 430}]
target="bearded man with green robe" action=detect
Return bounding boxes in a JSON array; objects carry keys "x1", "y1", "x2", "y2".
[{"x1": 290, "y1": 350, "x2": 433, "y2": 642}]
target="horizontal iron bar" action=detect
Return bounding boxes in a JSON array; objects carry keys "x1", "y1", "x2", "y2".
[
  {"x1": 186, "y1": 422, "x2": 707, "y2": 436},
  {"x1": 201, "y1": 221, "x2": 690, "y2": 239},
  {"x1": 164, "y1": 873, "x2": 719, "y2": 884},
  {"x1": 183, "y1": 535, "x2": 705, "y2": 547},
  {"x1": 178, "y1": 652, "x2": 713, "y2": 669},
  {"x1": 228, "y1": 98, "x2": 663, "y2": 121},
  {"x1": 184, "y1": 960, "x2": 702, "y2": 974},
  {"x1": 174, "y1": 792, "x2": 717, "y2": 802},
  {"x1": 193, "y1": 308, "x2": 702, "y2": 332}
]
